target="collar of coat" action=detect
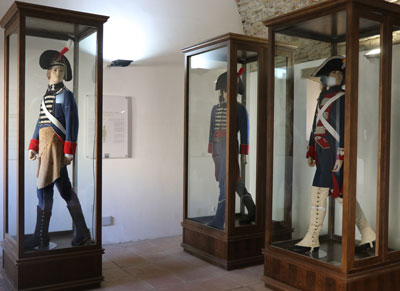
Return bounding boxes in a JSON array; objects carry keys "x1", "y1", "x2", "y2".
[{"x1": 46, "y1": 82, "x2": 65, "y2": 95}]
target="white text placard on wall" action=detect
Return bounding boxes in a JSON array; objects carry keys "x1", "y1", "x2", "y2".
[{"x1": 102, "y1": 95, "x2": 130, "y2": 158}]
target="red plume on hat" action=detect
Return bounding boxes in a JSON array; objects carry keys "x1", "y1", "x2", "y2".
[
  {"x1": 238, "y1": 67, "x2": 244, "y2": 78},
  {"x1": 59, "y1": 39, "x2": 73, "y2": 57}
]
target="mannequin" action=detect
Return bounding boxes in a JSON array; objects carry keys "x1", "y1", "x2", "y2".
[
  {"x1": 291, "y1": 56, "x2": 376, "y2": 255},
  {"x1": 25, "y1": 45, "x2": 92, "y2": 250},
  {"x1": 207, "y1": 70, "x2": 256, "y2": 230}
]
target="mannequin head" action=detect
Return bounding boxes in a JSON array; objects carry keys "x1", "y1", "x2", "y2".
[
  {"x1": 219, "y1": 90, "x2": 227, "y2": 103},
  {"x1": 312, "y1": 56, "x2": 345, "y2": 87},
  {"x1": 215, "y1": 71, "x2": 244, "y2": 102},
  {"x1": 40, "y1": 50, "x2": 72, "y2": 82},
  {"x1": 47, "y1": 65, "x2": 65, "y2": 85},
  {"x1": 327, "y1": 70, "x2": 344, "y2": 87}
]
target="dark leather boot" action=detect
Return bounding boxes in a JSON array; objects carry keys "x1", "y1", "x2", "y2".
[
  {"x1": 239, "y1": 194, "x2": 256, "y2": 224},
  {"x1": 67, "y1": 205, "x2": 93, "y2": 246},
  {"x1": 24, "y1": 206, "x2": 51, "y2": 250},
  {"x1": 290, "y1": 245, "x2": 319, "y2": 254},
  {"x1": 208, "y1": 199, "x2": 225, "y2": 230},
  {"x1": 355, "y1": 240, "x2": 376, "y2": 254}
]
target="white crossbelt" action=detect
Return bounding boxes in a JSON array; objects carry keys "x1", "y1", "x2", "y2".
[
  {"x1": 316, "y1": 92, "x2": 344, "y2": 142},
  {"x1": 41, "y1": 98, "x2": 66, "y2": 135}
]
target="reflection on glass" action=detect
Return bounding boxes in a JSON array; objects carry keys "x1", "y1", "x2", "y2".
[
  {"x1": 187, "y1": 47, "x2": 228, "y2": 229},
  {"x1": 354, "y1": 18, "x2": 380, "y2": 260},
  {"x1": 234, "y1": 52, "x2": 258, "y2": 227},
  {"x1": 23, "y1": 17, "x2": 97, "y2": 252},
  {"x1": 8, "y1": 31, "x2": 18, "y2": 238},
  {"x1": 187, "y1": 47, "x2": 256, "y2": 230},
  {"x1": 389, "y1": 27, "x2": 400, "y2": 252},
  {"x1": 208, "y1": 69, "x2": 253, "y2": 230},
  {"x1": 77, "y1": 31, "x2": 97, "y2": 242},
  {"x1": 272, "y1": 55, "x2": 289, "y2": 224}
]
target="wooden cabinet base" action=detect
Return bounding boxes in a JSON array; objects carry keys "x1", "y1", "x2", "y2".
[
  {"x1": 263, "y1": 249, "x2": 400, "y2": 291},
  {"x1": 182, "y1": 221, "x2": 264, "y2": 270},
  {"x1": 2, "y1": 241, "x2": 104, "y2": 290}
]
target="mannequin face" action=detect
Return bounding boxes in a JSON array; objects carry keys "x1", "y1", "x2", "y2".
[
  {"x1": 328, "y1": 70, "x2": 343, "y2": 86},
  {"x1": 218, "y1": 90, "x2": 228, "y2": 103},
  {"x1": 48, "y1": 65, "x2": 65, "y2": 84},
  {"x1": 222, "y1": 91, "x2": 227, "y2": 102}
]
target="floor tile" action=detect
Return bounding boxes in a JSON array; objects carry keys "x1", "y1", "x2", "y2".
[
  {"x1": 247, "y1": 282, "x2": 274, "y2": 291},
  {"x1": 0, "y1": 235, "x2": 267, "y2": 290}
]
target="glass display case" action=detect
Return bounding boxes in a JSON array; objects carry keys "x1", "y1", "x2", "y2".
[
  {"x1": 263, "y1": 0, "x2": 400, "y2": 290},
  {"x1": 1, "y1": 2, "x2": 108, "y2": 289},
  {"x1": 181, "y1": 33, "x2": 293, "y2": 270}
]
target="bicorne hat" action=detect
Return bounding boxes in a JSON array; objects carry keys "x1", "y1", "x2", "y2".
[
  {"x1": 311, "y1": 55, "x2": 345, "y2": 78},
  {"x1": 39, "y1": 41, "x2": 73, "y2": 81},
  {"x1": 215, "y1": 68, "x2": 245, "y2": 95}
]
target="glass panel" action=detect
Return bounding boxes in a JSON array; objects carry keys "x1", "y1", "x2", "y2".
[
  {"x1": 24, "y1": 17, "x2": 97, "y2": 252},
  {"x1": 272, "y1": 55, "x2": 289, "y2": 224},
  {"x1": 271, "y1": 10, "x2": 346, "y2": 266},
  {"x1": 7, "y1": 31, "x2": 18, "y2": 238},
  {"x1": 389, "y1": 25, "x2": 400, "y2": 252},
  {"x1": 77, "y1": 31, "x2": 97, "y2": 243},
  {"x1": 187, "y1": 46, "x2": 228, "y2": 230},
  {"x1": 354, "y1": 18, "x2": 380, "y2": 260},
  {"x1": 235, "y1": 51, "x2": 258, "y2": 227}
]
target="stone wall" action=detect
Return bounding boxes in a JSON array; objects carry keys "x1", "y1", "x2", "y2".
[
  {"x1": 236, "y1": 0, "x2": 326, "y2": 38},
  {"x1": 236, "y1": 0, "x2": 400, "y2": 38},
  {"x1": 236, "y1": 0, "x2": 400, "y2": 64}
]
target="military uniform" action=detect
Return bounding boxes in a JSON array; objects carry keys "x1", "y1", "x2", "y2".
[
  {"x1": 25, "y1": 48, "x2": 92, "y2": 250},
  {"x1": 292, "y1": 56, "x2": 376, "y2": 255},
  {"x1": 29, "y1": 82, "x2": 78, "y2": 191},
  {"x1": 207, "y1": 70, "x2": 255, "y2": 229},
  {"x1": 306, "y1": 85, "x2": 345, "y2": 198},
  {"x1": 207, "y1": 101, "x2": 251, "y2": 229}
]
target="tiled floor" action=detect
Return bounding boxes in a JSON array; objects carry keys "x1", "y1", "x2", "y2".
[{"x1": 0, "y1": 236, "x2": 272, "y2": 290}]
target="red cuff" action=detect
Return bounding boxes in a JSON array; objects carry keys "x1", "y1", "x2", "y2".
[
  {"x1": 240, "y1": 144, "x2": 249, "y2": 155},
  {"x1": 336, "y1": 148, "x2": 344, "y2": 161},
  {"x1": 29, "y1": 139, "x2": 39, "y2": 153},
  {"x1": 306, "y1": 145, "x2": 315, "y2": 159},
  {"x1": 64, "y1": 141, "x2": 77, "y2": 155},
  {"x1": 337, "y1": 148, "x2": 344, "y2": 160},
  {"x1": 208, "y1": 143, "x2": 212, "y2": 153}
]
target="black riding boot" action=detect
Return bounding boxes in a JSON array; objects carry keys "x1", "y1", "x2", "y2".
[
  {"x1": 239, "y1": 194, "x2": 256, "y2": 224},
  {"x1": 67, "y1": 205, "x2": 93, "y2": 246},
  {"x1": 24, "y1": 206, "x2": 51, "y2": 250},
  {"x1": 207, "y1": 199, "x2": 225, "y2": 230}
]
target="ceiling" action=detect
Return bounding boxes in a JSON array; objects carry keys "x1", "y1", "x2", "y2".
[{"x1": 0, "y1": 0, "x2": 244, "y2": 65}]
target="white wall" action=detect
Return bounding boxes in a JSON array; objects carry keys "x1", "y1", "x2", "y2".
[
  {"x1": 0, "y1": 0, "x2": 244, "y2": 245},
  {"x1": 102, "y1": 65, "x2": 185, "y2": 242},
  {"x1": 187, "y1": 67, "x2": 225, "y2": 218}
]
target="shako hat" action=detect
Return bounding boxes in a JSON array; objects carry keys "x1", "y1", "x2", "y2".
[
  {"x1": 215, "y1": 67, "x2": 245, "y2": 95},
  {"x1": 39, "y1": 40, "x2": 73, "y2": 81},
  {"x1": 311, "y1": 55, "x2": 345, "y2": 78}
]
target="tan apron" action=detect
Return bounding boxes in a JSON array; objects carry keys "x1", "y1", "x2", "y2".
[{"x1": 37, "y1": 127, "x2": 65, "y2": 189}]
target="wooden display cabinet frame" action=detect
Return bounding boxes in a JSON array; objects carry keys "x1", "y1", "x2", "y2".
[
  {"x1": 263, "y1": 0, "x2": 400, "y2": 290},
  {"x1": 181, "y1": 33, "x2": 295, "y2": 270},
  {"x1": 1, "y1": 2, "x2": 108, "y2": 290}
]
